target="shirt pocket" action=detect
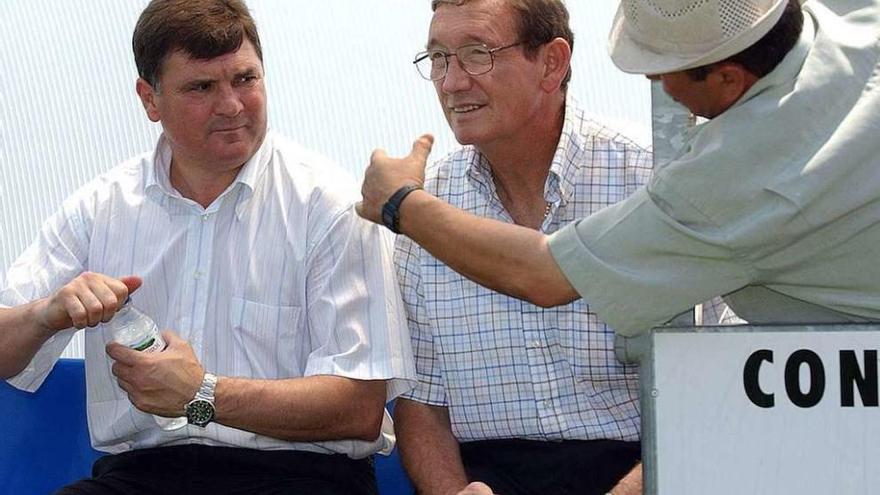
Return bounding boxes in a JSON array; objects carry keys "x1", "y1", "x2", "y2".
[{"x1": 227, "y1": 296, "x2": 302, "y2": 377}]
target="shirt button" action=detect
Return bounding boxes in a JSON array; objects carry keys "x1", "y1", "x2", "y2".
[
  {"x1": 194, "y1": 271, "x2": 202, "y2": 279},
  {"x1": 530, "y1": 340, "x2": 541, "y2": 349},
  {"x1": 201, "y1": 213, "x2": 211, "y2": 221}
]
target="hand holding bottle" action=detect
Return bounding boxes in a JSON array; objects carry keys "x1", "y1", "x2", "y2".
[
  {"x1": 34, "y1": 272, "x2": 142, "y2": 333},
  {"x1": 107, "y1": 330, "x2": 203, "y2": 431}
]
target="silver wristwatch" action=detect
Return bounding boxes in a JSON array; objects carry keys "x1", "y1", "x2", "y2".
[{"x1": 185, "y1": 372, "x2": 217, "y2": 427}]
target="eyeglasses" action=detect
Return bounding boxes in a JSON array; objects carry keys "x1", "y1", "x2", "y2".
[{"x1": 413, "y1": 42, "x2": 522, "y2": 81}]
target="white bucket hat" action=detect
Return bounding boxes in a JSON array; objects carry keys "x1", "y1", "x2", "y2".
[{"x1": 608, "y1": 0, "x2": 788, "y2": 75}]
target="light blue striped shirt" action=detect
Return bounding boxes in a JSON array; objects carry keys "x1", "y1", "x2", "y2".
[
  {"x1": 396, "y1": 99, "x2": 651, "y2": 442},
  {"x1": 3, "y1": 131, "x2": 416, "y2": 458}
]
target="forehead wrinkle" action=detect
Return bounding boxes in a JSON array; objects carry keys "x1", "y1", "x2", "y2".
[{"x1": 428, "y1": 0, "x2": 516, "y2": 50}]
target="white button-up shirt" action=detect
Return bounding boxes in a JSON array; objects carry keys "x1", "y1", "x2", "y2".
[{"x1": 3, "y1": 131, "x2": 416, "y2": 458}]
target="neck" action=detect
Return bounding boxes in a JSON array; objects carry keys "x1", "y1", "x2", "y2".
[
  {"x1": 170, "y1": 159, "x2": 243, "y2": 209},
  {"x1": 481, "y1": 98, "x2": 565, "y2": 229}
]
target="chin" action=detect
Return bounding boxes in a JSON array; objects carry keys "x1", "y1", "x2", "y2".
[
  {"x1": 218, "y1": 134, "x2": 261, "y2": 153},
  {"x1": 449, "y1": 126, "x2": 483, "y2": 147},
  {"x1": 213, "y1": 145, "x2": 257, "y2": 166}
]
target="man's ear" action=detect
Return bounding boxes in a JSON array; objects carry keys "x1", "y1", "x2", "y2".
[
  {"x1": 710, "y1": 63, "x2": 759, "y2": 112},
  {"x1": 539, "y1": 37, "x2": 572, "y2": 93},
  {"x1": 135, "y1": 78, "x2": 161, "y2": 123}
]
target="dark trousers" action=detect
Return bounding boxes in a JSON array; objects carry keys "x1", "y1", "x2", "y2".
[
  {"x1": 55, "y1": 444, "x2": 378, "y2": 495},
  {"x1": 459, "y1": 439, "x2": 640, "y2": 495}
]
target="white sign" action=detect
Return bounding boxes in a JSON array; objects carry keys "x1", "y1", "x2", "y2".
[{"x1": 648, "y1": 326, "x2": 880, "y2": 495}]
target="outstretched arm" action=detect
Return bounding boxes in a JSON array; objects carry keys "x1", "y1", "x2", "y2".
[{"x1": 357, "y1": 136, "x2": 578, "y2": 308}]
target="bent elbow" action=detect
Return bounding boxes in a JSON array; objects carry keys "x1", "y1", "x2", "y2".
[
  {"x1": 351, "y1": 408, "x2": 385, "y2": 442},
  {"x1": 529, "y1": 293, "x2": 566, "y2": 308},
  {"x1": 0, "y1": 364, "x2": 26, "y2": 381},
  {"x1": 520, "y1": 282, "x2": 578, "y2": 308}
]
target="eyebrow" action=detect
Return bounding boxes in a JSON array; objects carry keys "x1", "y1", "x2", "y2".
[
  {"x1": 184, "y1": 66, "x2": 260, "y2": 83},
  {"x1": 426, "y1": 36, "x2": 486, "y2": 50},
  {"x1": 183, "y1": 77, "x2": 215, "y2": 87},
  {"x1": 235, "y1": 68, "x2": 260, "y2": 77}
]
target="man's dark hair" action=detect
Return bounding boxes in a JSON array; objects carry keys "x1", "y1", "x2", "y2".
[
  {"x1": 432, "y1": 0, "x2": 575, "y2": 88},
  {"x1": 687, "y1": 0, "x2": 803, "y2": 81},
  {"x1": 133, "y1": 0, "x2": 263, "y2": 89}
]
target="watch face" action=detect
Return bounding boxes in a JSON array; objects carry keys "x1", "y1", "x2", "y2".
[{"x1": 186, "y1": 399, "x2": 215, "y2": 427}]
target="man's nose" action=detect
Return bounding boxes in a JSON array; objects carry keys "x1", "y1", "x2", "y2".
[
  {"x1": 440, "y1": 57, "x2": 473, "y2": 94},
  {"x1": 214, "y1": 84, "x2": 244, "y2": 116}
]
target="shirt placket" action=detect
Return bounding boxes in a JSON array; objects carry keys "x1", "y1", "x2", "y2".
[
  {"x1": 179, "y1": 209, "x2": 217, "y2": 358},
  {"x1": 522, "y1": 305, "x2": 564, "y2": 438}
]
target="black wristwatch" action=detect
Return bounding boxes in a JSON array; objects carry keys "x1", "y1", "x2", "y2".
[
  {"x1": 381, "y1": 184, "x2": 422, "y2": 234},
  {"x1": 185, "y1": 372, "x2": 217, "y2": 427}
]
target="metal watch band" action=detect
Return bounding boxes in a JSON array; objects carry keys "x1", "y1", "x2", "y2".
[
  {"x1": 186, "y1": 372, "x2": 218, "y2": 428},
  {"x1": 381, "y1": 184, "x2": 422, "y2": 234},
  {"x1": 195, "y1": 372, "x2": 217, "y2": 402}
]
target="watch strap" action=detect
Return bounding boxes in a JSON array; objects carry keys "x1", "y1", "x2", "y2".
[
  {"x1": 381, "y1": 184, "x2": 422, "y2": 234},
  {"x1": 186, "y1": 372, "x2": 217, "y2": 427},
  {"x1": 194, "y1": 372, "x2": 217, "y2": 402}
]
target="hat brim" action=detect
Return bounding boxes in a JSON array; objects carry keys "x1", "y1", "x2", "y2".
[{"x1": 608, "y1": 0, "x2": 788, "y2": 75}]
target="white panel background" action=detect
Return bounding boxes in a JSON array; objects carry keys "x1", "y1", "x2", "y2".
[
  {"x1": 0, "y1": 1, "x2": 650, "y2": 356},
  {"x1": 652, "y1": 330, "x2": 880, "y2": 495}
]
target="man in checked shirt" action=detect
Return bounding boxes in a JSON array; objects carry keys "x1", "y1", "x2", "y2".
[
  {"x1": 360, "y1": 0, "x2": 880, "y2": 493},
  {"x1": 388, "y1": 1, "x2": 650, "y2": 494}
]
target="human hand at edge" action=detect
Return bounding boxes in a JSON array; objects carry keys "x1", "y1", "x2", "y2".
[{"x1": 356, "y1": 134, "x2": 434, "y2": 224}]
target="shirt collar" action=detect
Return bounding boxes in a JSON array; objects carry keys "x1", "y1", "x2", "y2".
[
  {"x1": 681, "y1": 12, "x2": 815, "y2": 144},
  {"x1": 728, "y1": 9, "x2": 815, "y2": 113},
  {"x1": 144, "y1": 131, "x2": 274, "y2": 219},
  {"x1": 465, "y1": 148, "x2": 495, "y2": 197},
  {"x1": 547, "y1": 94, "x2": 583, "y2": 206}
]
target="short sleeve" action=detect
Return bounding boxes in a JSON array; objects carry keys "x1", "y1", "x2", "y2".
[
  {"x1": 548, "y1": 186, "x2": 754, "y2": 336},
  {"x1": 301, "y1": 204, "x2": 417, "y2": 400},
  {"x1": 3, "y1": 194, "x2": 92, "y2": 391},
  {"x1": 393, "y1": 233, "x2": 447, "y2": 406}
]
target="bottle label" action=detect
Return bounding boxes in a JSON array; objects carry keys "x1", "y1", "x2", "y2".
[
  {"x1": 129, "y1": 334, "x2": 165, "y2": 353},
  {"x1": 132, "y1": 338, "x2": 156, "y2": 352}
]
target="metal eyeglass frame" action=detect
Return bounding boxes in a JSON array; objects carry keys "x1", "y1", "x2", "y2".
[{"x1": 413, "y1": 42, "x2": 523, "y2": 81}]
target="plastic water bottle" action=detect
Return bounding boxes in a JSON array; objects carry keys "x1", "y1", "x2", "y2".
[{"x1": 109, "y1": 298, "x2": 187, "y2": 431}]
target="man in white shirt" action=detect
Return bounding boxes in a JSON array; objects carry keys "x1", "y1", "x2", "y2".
[{"x1": 0, "y1": 0, "x2": 415, "y2": 493}]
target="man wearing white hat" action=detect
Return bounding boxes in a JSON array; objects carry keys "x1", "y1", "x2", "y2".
[{"x1": 361, "y1": 0, "x2": 880, "y2": 489}]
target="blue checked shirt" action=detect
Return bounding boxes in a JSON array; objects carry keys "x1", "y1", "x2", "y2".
[{"x1": 395, "y1": 98, "x2": 652, "y2": 442}]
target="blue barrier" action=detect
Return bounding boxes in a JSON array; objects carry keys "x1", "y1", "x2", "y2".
[
  {"x1": 0, "y1": 359, "x2": 102, "y2": 495},
  {"x1": 0, "y1": 359, "x2": 413, "y2": 494}
]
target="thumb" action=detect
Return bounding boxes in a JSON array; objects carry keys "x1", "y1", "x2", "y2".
[
  {"x1": 409, "y1": 134, "x2": 434, "y2": 163},
  {"x1": 120, "y1": 275, "x2": 143, "y2": 295},
  {"x1": 370, "y1": 148, "x2": 389, "y2": 163},
  {"x1": 161, "y1": 330, "x2": 183, "y2": 348}
]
